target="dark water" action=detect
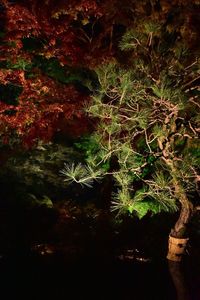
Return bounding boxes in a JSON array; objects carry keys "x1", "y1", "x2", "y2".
[
  {"x1": 0, "y1": 198, "x2": 199, "y2": 300},
  {"x1": 0, "y1": 250, "x2": 199, "y2": 300}
]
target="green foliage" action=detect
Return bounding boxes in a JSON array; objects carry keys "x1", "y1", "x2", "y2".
[
  {"x1": 6, "y1": 59, "x2": 32, "y2": 71},
  {"x1": 60, "y1": 162, "x2": 103, "y2": 188},
  {"x1": 28, "y1": 194, "x2": 53, "y2": 208},
  {"x1": 111, "y1": 171, "x2": 178, "y2": 218},
  {"x1": 0, "y1": 142, "x2": 83, "y2": 199},
  {"x1": 113, "y1": 172, "x2": 133, "y2": 188},
  {"x1": 33, "y1": 56, "x2": 97, "y2": 87},
  {"x1": 75, "y1": 135, "x2": 100, "y2": 160},
  {"x1": 33, "y1": 56, "x2": 70, "y2": 83},
  {"x1": 132, "y1": 201, "x2": 160, "y2": 219},
  {"x1": 111, "y1": 183, "x2": 176, "y2": 219},
  {"x1": 119, "y1": 29, "x2": 144, "y2": 51},
  {"x1": 185, "y1": 140, "x2": 200, "y2": 162},
  {"x1": 60, "y1": 16, "x2": 199, "y2": 219},
  {"x1": 74, "y1": 135, "x2": 110, "y2": 171}
]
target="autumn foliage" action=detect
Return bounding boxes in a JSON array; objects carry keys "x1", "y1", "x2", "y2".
[
  {"x1": 0, "y1": 0, "x2": 99, "y2": 147},
  {"x1": 0, "y1": 0, "x2": 200, "y2": 147}
]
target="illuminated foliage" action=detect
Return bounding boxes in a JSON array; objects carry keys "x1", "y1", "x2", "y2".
[
  {"x1": 0, "y1": 0, "x2": 200, "y2": 151},
  {"x1": 60, "y1": 1, "x2": 200, "y2": 228}
]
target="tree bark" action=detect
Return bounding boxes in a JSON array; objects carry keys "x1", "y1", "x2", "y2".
[
  {"x1": 168, "y1": 260, "x2": 190, "y2": 300},
  {"x1": 165, "y1": 162, "x2": 193, "y2": 261}
]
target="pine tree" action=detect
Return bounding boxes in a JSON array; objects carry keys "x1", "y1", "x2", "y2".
[{"x1": 61, "y1": 9, "x2": 200, "y2": 261}]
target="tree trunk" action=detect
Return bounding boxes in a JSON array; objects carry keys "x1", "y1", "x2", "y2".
[
  {"x1": 166, "y1": 193, "x2": 193, "y2": 262},
  {"x1": 166, "y1": 164, "x2": 193, "y2": 262},
  {"x1": 168, "y1": 260, "x2": 190, "y2": 300},
  {"x1": 159, "y1": 121, "x2": 194, "y2": 262}
]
